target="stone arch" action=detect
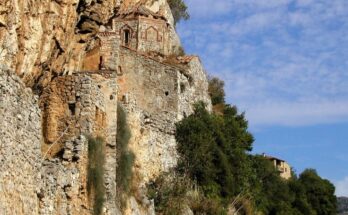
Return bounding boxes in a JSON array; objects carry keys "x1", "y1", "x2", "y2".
[
  {"x1": 145, "y1": 26, "x2": 159, "y2": 42},
  {"x1": 120, "y1": 24, "x2": 133, "y2": 46}
]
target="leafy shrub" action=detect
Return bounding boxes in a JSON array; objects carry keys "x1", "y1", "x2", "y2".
[
  {"x1": 299, "y1": 169, "x2": 337, "y2": 215},
  {"x1": 208, "y1": 76, "x2": 225, "y2": 106},
  {"x1": 174, "y1": 100, "x2": 337, "y2": 214},
  {"x1": 87, "y1": 136, "x2": 105, "y2": 215},
  {"x1": 147, "y1": 172, "x2": 227, "y2": 215},
  {"x1": 147, "y1": 172, "x2": 189, "y2": 214},
  {"x1": 168, "y1": 0, "x2": 190, "y2": 25},
  {"x1": 116, "y1": 103, "x2": 134, "y2": 208},
  {"x1": 251, "y1": 156, "x2": 337, "y2": 215},
  {"x1": 189, "y1": 195, "x2": 227, "y2": 215},
  {"x1": 175, "y1": 102, "x2": 254, "y2": 200}
]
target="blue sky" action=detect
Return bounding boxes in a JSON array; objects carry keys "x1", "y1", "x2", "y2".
[{"x1": 177, "y1": 0, "x2": 348, "y2": 196}]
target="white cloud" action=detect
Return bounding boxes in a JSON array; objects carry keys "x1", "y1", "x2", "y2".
[
  {"x1": 336, "y1": 177, "x2": 348, "y2": 197},
  {"x1": 185, "y1": 0, "x2": 234, "y2": 18},
  {"x1": 228, "y1": 11, "x2": 284, "y2": 36},
  {"x1": 178, "y1": 0, "x2": 348, "y2": 127},
  {"x1": 186, "y1": 0, "x2": 291, "y2": 18},
  {"x1": 242, "y1": 100, "x2": 348, "y2": 127}
]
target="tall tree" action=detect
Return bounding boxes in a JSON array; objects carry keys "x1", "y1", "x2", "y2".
[
  {"x1": 175, "y1": 102, "x2": 254, "y2": 201},
  {"x1": 299, "y1": 169, "x2": 337, "y2": 215}
]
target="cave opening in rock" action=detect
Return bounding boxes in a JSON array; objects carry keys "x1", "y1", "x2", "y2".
[{"x1": 68, "y1": 103, "x2": 76, "y2": 116}]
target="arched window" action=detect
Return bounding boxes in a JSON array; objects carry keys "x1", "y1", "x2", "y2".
[{"x1": 124, "y1": 29, "x2": 130, "y2": 46}]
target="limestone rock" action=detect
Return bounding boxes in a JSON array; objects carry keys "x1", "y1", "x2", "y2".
[
  {"x1": 0, "y1": 70, "x2": 42, "y2": 214},
  {"x1": 0, "y1": 0, "x2": 212, "y2": 215}
]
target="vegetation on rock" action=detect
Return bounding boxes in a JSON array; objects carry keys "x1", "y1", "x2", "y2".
[
  {"x1": 208, "y1": 76, "x2": 226, "y2": 106},
  {"x1": 87, "y1": 136, "x2": 105, "y2": 215},
  {"x1": 147, "y1": 172, "x2": 226, "y2": 215},
  {"x1": 168, "y1": 0, "x2": 190, "y2": 25},
  {"x1": 148, "y1": 76, "x2": 337, "y2": 214},
  {"x1": 116, "y1": 103, "x2": 134, "y2": 208},
  {"x1": 176, "y1": 101, "x2": 254, "y2": 201}
]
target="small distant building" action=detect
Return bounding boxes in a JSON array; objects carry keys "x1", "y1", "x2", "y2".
[{"x1": 263, "y1": 154, "x2": 292, "y2": 180}]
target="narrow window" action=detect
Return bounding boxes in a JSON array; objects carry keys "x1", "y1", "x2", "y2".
[
  {"x1": 99, "y1": 56, "x2": 103, "y2": 70},
  {"x1": 124, "y1": 29, "x2": 130, "y2": 46},
  {"x1": 180, "y1": 83, "x2": 186, "y2": 93},
  {"x1": 68, "y1": 103, "x2": 76, "y2": 116},
  {"x1": 117, "y1": 66, "x2": 123, "y2": 75}
]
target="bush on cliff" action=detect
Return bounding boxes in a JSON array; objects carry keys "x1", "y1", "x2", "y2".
[
  {"x1": 148, "y1": 73, "x2": 336, "y2": 214},
  {"x1": 208, "y1": 76, "x2": 225, "y2": 106},
  {"x1": 175, "y1": 102, "x2": 254, "y2": 203},
  {"x1": 116, "y1": 103, "x2": 134, "y2": 207},
  {"x1": 147, "y1": 172, "x2": 227, "y2": 215},
  {"x1": 172, "y1": 76, "x2": 337, "y2": 214},
  {"x1": 87, "y1": 136, "x2": 105, "y2": 215},
  {"x1": 168, "y1": 0, "x2": 190, "y2": 25},
  {"x1": 174, "y1": 104, "x2": 337, "y2": 214}
]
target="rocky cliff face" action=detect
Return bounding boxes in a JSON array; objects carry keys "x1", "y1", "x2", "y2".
[
  {"x1": 0, "y1": 70, "x2": 42, "y2": 214},
  {"x1": 0, "y1": 0, "x2": 120, "y2": 87},
  {"x1": 0, "y1": 0, "x2": 211, "y2": 214},
  {"x1": 0, "y1": 0, "x2": 178, "y2": 87}
]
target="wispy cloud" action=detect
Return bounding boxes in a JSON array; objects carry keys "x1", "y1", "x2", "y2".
[
  {"x1": 244, "y1": 100, "x2": 348, "y2": 127},
  {"x1": 178, "y1": 0, "x2": 348, "y2": 127},
  {"x1": 336, "y1": 177, "x2": 348, "y2": 197}
]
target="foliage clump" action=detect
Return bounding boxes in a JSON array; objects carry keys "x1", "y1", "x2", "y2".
[
  {"x1": 156, "y1": 75, "x2": 338, "y2": 214},
  {"x1": 87, "y1": 136, "x2": 105, "y2": 215},
  {"x1": 252, "y1": 161, "x2": 337, "y2": 215},
  {"x1": 116, "y1": 103, "x2": 134, "y2": 208},
  {"x1": 147, "y1": 172, "x2": 227, "y2": 215},
  {"x1": 167, "y1": 0, "x2": 190, "y2": 25},
  {"x1": 147, "y1": 173, "x2": 192, "y2": 214},
  {"x1": 176, "y1": 102, "x2": 253, "y2": 200},
  {"x1": 173, "y1": 101, "x2": 337, "y2": 214},
  {"x1": 208, "y1": 76, "x2": 225, "y2": 106}
]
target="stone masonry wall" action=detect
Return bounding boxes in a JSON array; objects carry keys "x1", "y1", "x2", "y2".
[
  {"x1": 117, "y1": 47, "x2": 211, "y2": 185},
  {"x1": 39, "y1": 72, "x2": 118, "y2": 214},
  {"x1": 0, "y1": 70, "x2": 42, "y2": 214},
  {"x1": 113, "y1": 18, "x2": 139, "y2": 50},
  {"x1": 39, "y1": 136, "x2": 90, "y2": 215},
  {"x1": 178, "y1": 57, "x2": 212, "y2": 118},
  {"x1": 137, "y1": 17, "x2": 168, "y2": 55},
  {"x1": 98, "y1": 32, "x2": 120, "y2": 71}
]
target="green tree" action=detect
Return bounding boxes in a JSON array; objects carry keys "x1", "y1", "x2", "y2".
[
  {"x1": 208, "y1": 76, "x2": 225, "y2": 105},
  {"x1": 251, "y1": 155, "x2": 297, "y2": 215},
  {"x1": 168, "y1": 0, "x2": 190, "y2": 25},
  {"x1": 175, "y1": 102, "x2": 254, "y2": 202},
  {"x1": 299, "y1": 169, "x2": 337, "y2": 215},
  {"x1": 289, "y1": 178, "x2": 315, "y2": 215}
]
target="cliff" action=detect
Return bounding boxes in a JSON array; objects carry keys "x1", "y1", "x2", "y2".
[
  {"x1": 0, "y1": 0, "x2": 211, "y2": 214},
  {"x1": 338, "y1": 197, "x2": 348, "y2": 215}
]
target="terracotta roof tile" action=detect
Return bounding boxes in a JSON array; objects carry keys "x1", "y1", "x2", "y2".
[
  {"x1": 176, "y1": 55, "x2": 197, "y2": 64},
  {"x1": 119, "y1": 3, "x2": 165, "y2": 20}
]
